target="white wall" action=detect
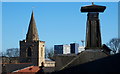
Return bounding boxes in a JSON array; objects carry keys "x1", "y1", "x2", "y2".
[
  {"x1": 78, "y1": 46, "x2": 85, "y2": 53},
  {"x1": 63, "y1": 45, "x2": 70, "y2": 54}
]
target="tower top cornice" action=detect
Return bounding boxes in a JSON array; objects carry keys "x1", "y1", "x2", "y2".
[{"x1": 81, "y1": 3, "x2": 106, "y2": 12}]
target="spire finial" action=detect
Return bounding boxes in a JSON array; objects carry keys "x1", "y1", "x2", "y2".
[{"x1": 32, "y1": 6, "x2": 35, "y2": 14}]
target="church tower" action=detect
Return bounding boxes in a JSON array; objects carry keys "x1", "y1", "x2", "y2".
[{"x1": 20, "y1": 11, "x2": 45, "y2": 66}]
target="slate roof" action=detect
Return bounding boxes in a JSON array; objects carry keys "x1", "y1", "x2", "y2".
[
  {"x1": 60, "y1": 49, "x2": 108, "y2": 70},
  {"x1": 52, "y1": 53, "x2": 120, "y2": 73}
]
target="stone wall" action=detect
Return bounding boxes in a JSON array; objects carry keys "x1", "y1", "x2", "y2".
[{"x1": 2, "y1": 57, "x2": 19, "y2": 63}]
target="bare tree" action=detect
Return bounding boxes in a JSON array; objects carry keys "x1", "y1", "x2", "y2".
[
  {"x1": 48, "y1": 48, "x2": 54, "y2": 59},
  {"x1": 45, "y1": 48, "x2": 48, "y2": 58},
  {"x1": 0, "y1": 51, "x2": 6, "y2": 57},
  {"x1": 45, "y1": 47, "x2": 54, "y2": 59},
  {"x1": 6, "y1": 48, "x2": 19, "y2": 57},
  {"x1": 2, "y1": 48, "x2": 20, "y2": 63},
  {"x1": 107, "y1": 38, "x2": 120, "y2": 54}
]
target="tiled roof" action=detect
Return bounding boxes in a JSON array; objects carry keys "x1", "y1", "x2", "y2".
[{"x1": 13, "y1": 66, "x2": 40, "y2": 73}]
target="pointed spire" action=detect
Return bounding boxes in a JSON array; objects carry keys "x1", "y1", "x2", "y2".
[{"x1": 26, "y1": 11, "x2": 39, "y2": 41}]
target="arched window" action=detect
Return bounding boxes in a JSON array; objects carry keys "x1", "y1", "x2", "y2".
[{"x1": 27, "y1": 47, "x2": 32, "y2": 57}]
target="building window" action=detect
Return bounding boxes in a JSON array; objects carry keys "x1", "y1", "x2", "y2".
[{"x1": 27, "y1": 47, "x2": 32, "y2": 57}]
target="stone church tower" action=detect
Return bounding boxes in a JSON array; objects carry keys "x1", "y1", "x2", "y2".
[{"x1": 19, "y1": 11, "x2": 45, "y2": 66}]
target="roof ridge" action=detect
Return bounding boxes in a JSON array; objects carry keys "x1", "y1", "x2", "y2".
[{"x1": 60, "y1": 51, "x2": 84, "y2": 70}]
